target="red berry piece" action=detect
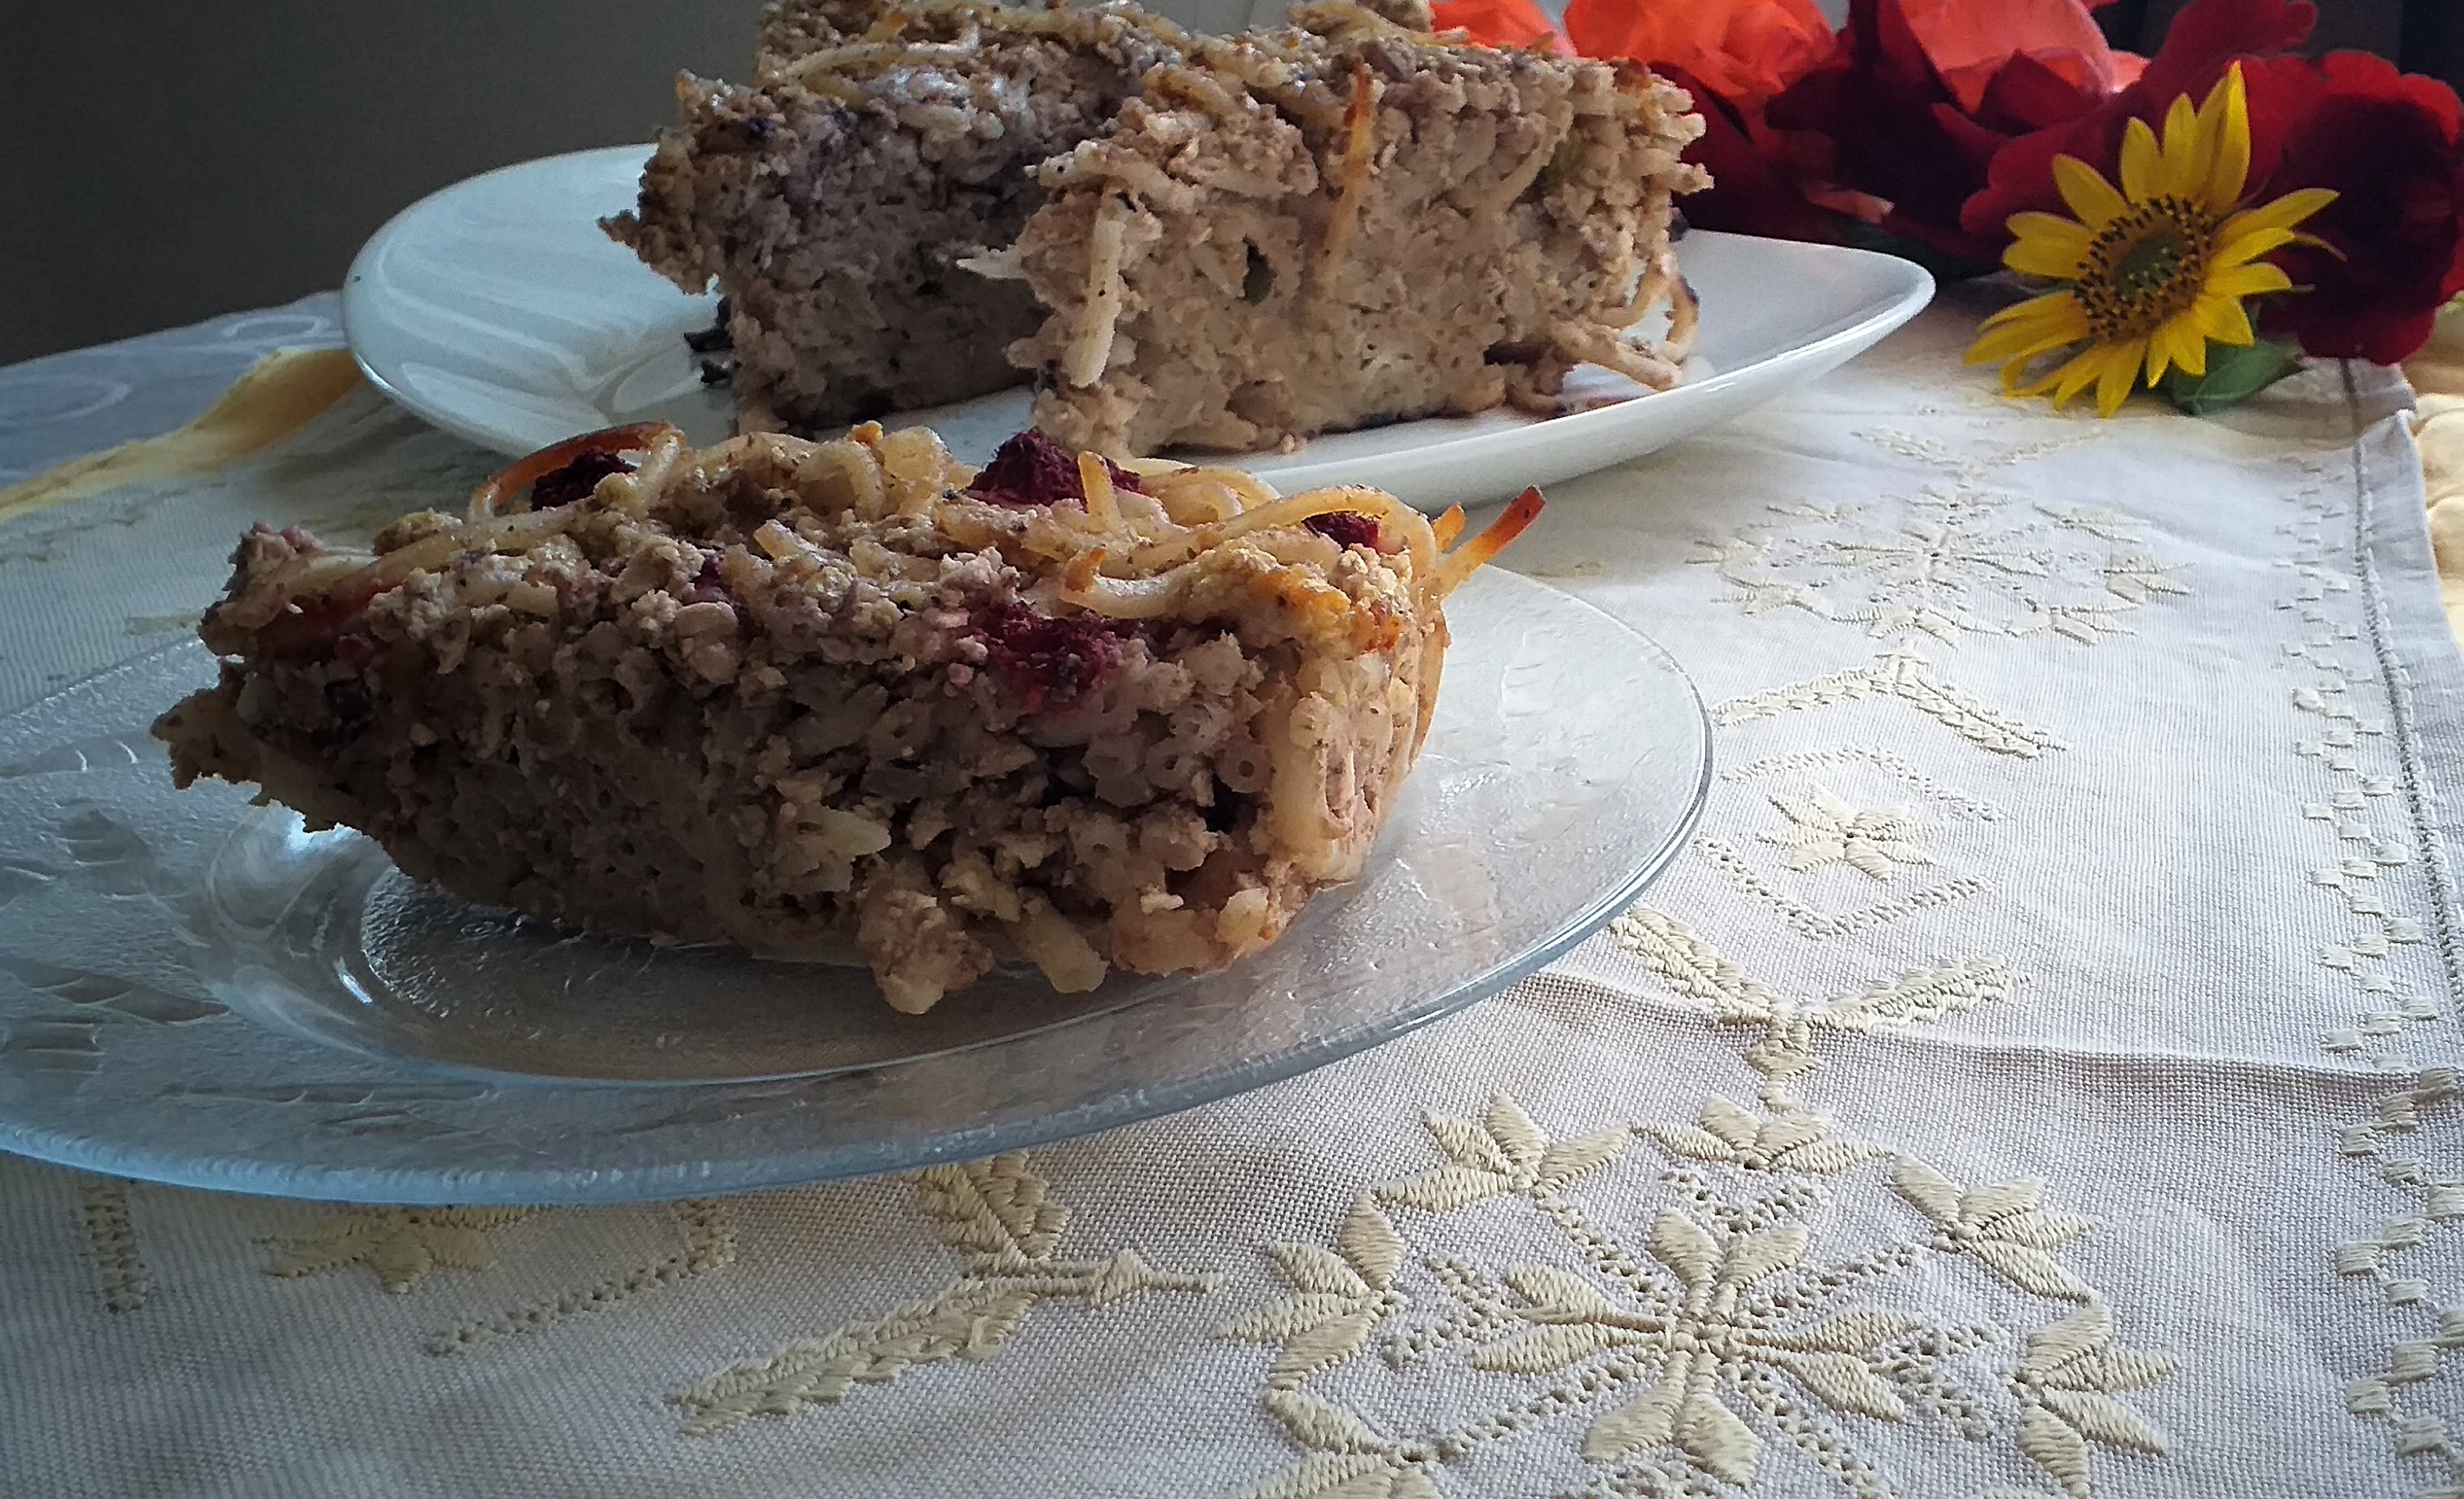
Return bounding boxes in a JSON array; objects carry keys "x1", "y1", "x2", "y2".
[
  {"x1": 528, "y1": 450, "x2": 636, "y2": 510},
  {"x1": 968, "y1": 429, "x2": 1145, "y2": 508},
  {"x1": 1304, "y1": 511, "x2": 1380, "y2": 548},
  {"x1": 975, "y1": 603, "x2": 1122, "y2": 713}
]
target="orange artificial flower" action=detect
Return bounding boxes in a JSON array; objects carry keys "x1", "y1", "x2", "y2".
[
  {"x1": 1563, "y1": 0, "x2": 1836, "y2": 104},
  {"x1": 1429, "y1": 0, "x2": 1572, "y2": 53},
  {"x1": 1897, "y1": 0, "x2": 2144, "y2": 114}
]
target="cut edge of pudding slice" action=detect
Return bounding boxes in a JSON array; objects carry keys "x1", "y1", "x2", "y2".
[{"x1": 990, "y1": 9, "x2": 1707, "y2": 456}]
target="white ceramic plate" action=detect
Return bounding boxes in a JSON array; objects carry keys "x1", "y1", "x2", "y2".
[{"x1": 343, "y1": 144, "x2": 1934, "y2": 511}]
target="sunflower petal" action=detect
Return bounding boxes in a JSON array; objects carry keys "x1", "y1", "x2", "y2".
[
  {"x1": 2188, "y1": 74, "x2": 2227, "y2": 206},
  {"x1": 1974, "y1": 319, "x2": 2088, "y2": 372},
  {"x1": 2118, "y1": 117, "x2": 2162, "y2": 204},
  {"x1": 2019, "y1": 346, "x2": 2084, "y2": 399},
  {"x1": 2095, "y1": 345, "x2": 2141, "y2": 417},
  {"x1": 2053, "y1": 156, "x2": 2129, "y2": 231},
  {"x1": 2203, "y1": 64, "x2": 2251, "y2": 212},
  {"x1": 2193, "y1": 294, "x2": 2255, "y2": 347},
  {"x1": 1996, "y1": 311, "x2": 2093, "y2": 392},
  {"x1": 2223, "y1": 188, "x2": 2338, "y2": 240},
  {"x1": 2049, "y1": 342, "x2": 2121, "y2": 411},
  {"x1": 2143, "y1": 318, "x2": 2205, "y2": 387},
  {"x1": 2049, "y1": 345, "x2": 2113, "y2": 408},
  {"x1": 2146, "y1": 321, "x2": 2185, "y2": 386},
  {"x1": 1976, "y1": 295, "x2": 2070, "y2": 342},
  {"x1": 1971, "y1": 291, "x2": 2087, "y2": 351},
  {"x1": 1969, "y1": 290, "x2": 2085, "y2": 343},
  {"x1": 1975, "y1": 331, "x2": 2074, "y2": 370},
  {"x1": 2142, "y1": 335, "x2": 2173, "y2": 388},
  {"x1": 2212, "y1": 263, "x2": 2293, "y2": 299},
  {"x1": 2159, "y1": 94, "x2": 2202, "y2": 200},
  {"x1": 2212, "y1": 226, "x2": 2297, "y2": 269},
  {"x1": 2004, "y1": 353, "x2": 2077, "y2": 396},
  {"x1": 2003, "y1": 213, "x2": 2096, "y2": 278},
  {"x1": 2167, "y1": 318, "x2": 2209, "y2": 380}
]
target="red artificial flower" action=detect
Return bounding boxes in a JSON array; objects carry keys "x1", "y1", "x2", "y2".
[
  {"x1": 1961, "y1": 0, "x2": 2464, "y2": 363},
  {"x1": 1767, "y1": 0, "x2": 2144, "y2": 264},
  {"x1": 1428, "y1": 0, "x2": 1571, "y2": 53},
  {"x1": 2248, "y1": 52, "x2": 2464, "y2": 364},
  {"x1": 1661, "y1": 63, "x2": 1846, "y2": 242},
  {"x1": 1961, "y1": 0, "x2": 2316, "y2": 239},
  {"x1": 1561, "y1": 0, "x2": 1835, "y2": 105}
]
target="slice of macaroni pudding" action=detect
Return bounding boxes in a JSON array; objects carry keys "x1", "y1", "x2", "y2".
[{"x1": 155, "y1": 421, "x2": 1538, "y2": 1011}]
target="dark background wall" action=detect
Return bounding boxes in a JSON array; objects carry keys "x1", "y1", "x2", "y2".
[
  {"x1": 1, "y1": 0, "x2": 2430, "y2": 366},
  {"x1": 2, "y1": 2, "x2": 765, "y2": 365}
]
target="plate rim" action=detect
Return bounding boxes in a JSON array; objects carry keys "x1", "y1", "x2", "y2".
[
  {"x1": 339, "y1": 145, "x2": 709, "y2": 457},
  {"x1": 0, "y1": 570, "x2": 1709, "y2": 1203}
]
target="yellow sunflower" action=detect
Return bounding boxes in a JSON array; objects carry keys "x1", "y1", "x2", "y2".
[{"x1": 1966, "y1": 63, "x2": 2337, "y2": 417}]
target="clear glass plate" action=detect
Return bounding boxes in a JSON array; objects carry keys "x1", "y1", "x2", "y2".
[{"x1": 0, "y1": 569, "x2": 1707, "y2": 1203}]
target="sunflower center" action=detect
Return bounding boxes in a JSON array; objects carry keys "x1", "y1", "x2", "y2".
[
  {"x1": 2116, "y1": 230, "x2": 2187, "y2": 296},
  {"x1": 2076, "y1": 195, "x2": 2218, "y2": 342}
]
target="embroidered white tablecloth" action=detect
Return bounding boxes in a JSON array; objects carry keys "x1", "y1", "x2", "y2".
[{"x1": 2, "y1": 287, "x2": 2460, "y2": 1499}]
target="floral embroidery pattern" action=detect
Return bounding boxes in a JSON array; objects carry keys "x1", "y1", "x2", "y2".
[
  {"x1": 1456, "y1": 1198, "x2": 1948, "y2": 1483},
  {"x1": 79, "y1": 1177, "x2": 149, "y2": 1313},
  {"x1": 429, "y1": 1200, "x2": 736, "y2": 1357},
  {"x1": 2280, "y1": 453, "x2": 2464, "y2": 1493},
  {"x1": 268, "y1": 1207, "x2": 539, "y2": 1294},
  {"x1": 1719, "y1": 748, "x2": 2003, "y2": 824},
  {"x1": 1714, "y1": 652, "x2": 2067, "y2": 759},
  {"x1": 1850, "y1": 429, "x2": 2102, "y2": 488},
  {"x1": 1698, "y1": 441, "x2": 2187, "y2": 648},
  {"x1": 673, "y1": 1154, "x2": 1212, "y2": 1435},
  {"x1": 1695, "y1": 837, "x2": 1982, "y2": 940},
  {"x1": 1700, "y1": 763, "x2": 1989, "y2": 937},
  {"x1": 2012, "y1": 1305, "x2": 2176, "y2": 1496},
  {"x1": 1221, "y1": 1196, "x2": 1411, "y2": 1393},
  {"x1": 1758, "y1": 786, "x2": 1934, "y2": 881},
  {"x1": 1703, "y1": 751, "x2": 2003, "y2": 937},
  {"x1": 1220, "y1": 913, "x2": 2174, "y2": 1498}
]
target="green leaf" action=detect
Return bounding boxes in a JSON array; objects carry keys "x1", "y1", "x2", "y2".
[
  {"x1": 2159, "y1": 337, "x2": 2305, "y2": 415},
  {"x1": 1832, "y1": 218, "x2": 2003, "y2": 282}
]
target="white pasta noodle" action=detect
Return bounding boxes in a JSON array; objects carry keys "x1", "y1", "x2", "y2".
[{"x1": 1065, "y1": 193, "x2": 1134, "y2": 388}]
